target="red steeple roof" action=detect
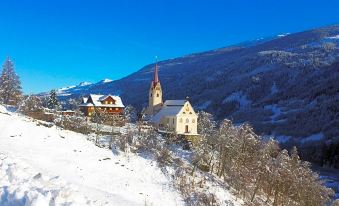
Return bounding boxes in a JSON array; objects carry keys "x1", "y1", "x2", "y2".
[{"x1": 153, "y1": 63, "x2": 159, "y2": 87}]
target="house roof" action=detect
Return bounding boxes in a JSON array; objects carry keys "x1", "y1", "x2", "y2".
[
  {"x1": 80, "y1": 94, "x2": 125, "y2": 108},
  {"x1": 82, "y1": 97, "x2": 88, "y2": 103}
]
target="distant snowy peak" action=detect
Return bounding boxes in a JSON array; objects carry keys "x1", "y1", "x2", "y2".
[
  {"x1": 58, "y1": 85, "x2": 76, "y2": 91},
  {"x1": 79, "y1": 81, "x2": 92, "y2": 86},
  {"x1": 325, "y1": 34, "x2": 339, "y2": 40},
  {"x1": 277, "y1": 33, "x2": 290, "y2": 38},
  {"x1": 50, "y1": 78, "x2": 114, "y2": 97},
  {"x1": 99, "y1": 79, "x2": 113, "y2": 83}
]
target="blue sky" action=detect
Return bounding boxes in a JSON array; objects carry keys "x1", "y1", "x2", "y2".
[{"x1": 0, "y1": 0, "x2": 338, "y2": 93}]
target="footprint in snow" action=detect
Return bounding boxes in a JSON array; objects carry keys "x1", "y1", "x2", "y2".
[
  {"x1": 33, "y1": 173, "x2": 42, "y2": 179},
  {"x1": 50, "y1": 176, "x2": 59, "y2": 180}
]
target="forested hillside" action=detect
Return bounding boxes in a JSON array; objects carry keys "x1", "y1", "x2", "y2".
[{"x1": 53, "y1": 24, "x2": 339, "y2": 168}]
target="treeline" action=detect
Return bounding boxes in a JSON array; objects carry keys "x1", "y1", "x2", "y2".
[{"x1": 192, "y1": 111, "x2": 335, "y2": 205}]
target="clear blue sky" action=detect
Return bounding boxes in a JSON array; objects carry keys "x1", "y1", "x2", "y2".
[{"x1": 0, "y1": 0, "x2": 338, "y2": 93}]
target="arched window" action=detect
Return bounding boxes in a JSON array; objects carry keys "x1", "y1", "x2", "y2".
[
  {"x1": 186, "y1": 118, "x2": 189, "y2": 123},
  {"x1": 157, "y1": 93, "x2": 159, "y2": 97}
]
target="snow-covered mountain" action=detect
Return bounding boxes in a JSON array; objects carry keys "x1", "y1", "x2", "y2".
[
  {"x1": 40, "y1": 79, "x2": 116, "y2": 98},
  {"x1": 48, "y1": 24, "x2": 339, "y2": 168}
]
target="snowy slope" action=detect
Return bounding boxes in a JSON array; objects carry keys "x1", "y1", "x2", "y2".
[{"x1": 0, "y1": 111, "x2": 184, "y2": 205}]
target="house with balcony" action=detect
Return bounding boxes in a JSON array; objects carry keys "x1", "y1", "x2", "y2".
[{"x1": 79, "y1": 94, "x2": 125, "y2": 117}]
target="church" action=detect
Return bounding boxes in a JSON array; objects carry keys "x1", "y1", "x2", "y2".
[{"x1": 146, "y1": 63, "x2": 198, "y2": 136}]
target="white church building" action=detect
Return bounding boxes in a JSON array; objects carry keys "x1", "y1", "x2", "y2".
[{"x1": 146, "y1": 63, "x2": 198, "y2": 136}]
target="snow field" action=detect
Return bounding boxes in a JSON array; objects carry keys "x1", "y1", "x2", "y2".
[
  {"x1": 0, "y1": 111, "x2": 183, "y2": 206},
  {"x1": 0, "y1": 153, "x2": 91, "y2": 206}
]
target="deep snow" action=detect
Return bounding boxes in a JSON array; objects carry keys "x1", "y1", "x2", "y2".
[{"x1": 0, "y1": 110, "x2": 184, "y2": 206}]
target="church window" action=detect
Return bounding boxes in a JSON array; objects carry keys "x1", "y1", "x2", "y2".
[
  {"x1": 157, "y1": 93, "x2": 159, "y2": 97},
  {"x1": 186, "y1": 118, "x2": 189, "y2": 123},
  {"x1": 173, "y1": 118, "x2": 175, "y2": 124},
  {"x1": 192, "y1": 119, "x2": 195, "y2": 123}
]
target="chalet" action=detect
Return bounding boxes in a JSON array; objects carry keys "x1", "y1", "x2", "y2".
[
  {"x1": 79, "y1": 94, "x2": 125, "y2": 117},
  {"x1": 146, "y1": 63, "x2": 198, "y2": 136}
]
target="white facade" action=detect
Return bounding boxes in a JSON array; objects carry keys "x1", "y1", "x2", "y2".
[{"x1": 150, "y1": 100, "x2": 198, "y2": 135}]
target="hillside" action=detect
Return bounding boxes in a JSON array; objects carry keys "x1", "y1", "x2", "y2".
[
  {"x1": 0, "y1": 107, "x2": 243, "y2": 205},
  {"x1": 53, "y1": 24, "x2": 339, "y2": 167},
  {"x1": 0, "y1": 109, "x2": 182, "y2": 205}
]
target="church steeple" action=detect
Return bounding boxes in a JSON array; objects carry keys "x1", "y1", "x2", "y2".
[{"x1": 147, "y1": 59, "x2": 163, "y2": 116}]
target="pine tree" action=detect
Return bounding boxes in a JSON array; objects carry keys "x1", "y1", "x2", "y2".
[
  {"x1": 0, "y1": 57, "x2": 22, "y2": 105},
  {"x1": 47, "y1": 89, "x2": 59, "y2": 110}
]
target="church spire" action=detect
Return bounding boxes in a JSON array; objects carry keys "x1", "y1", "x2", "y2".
[
  {"x1": 153, "y1": 57, "x2": 159, "y2": 87},
  {"x1": 153, "y1": 63, "x2": 159, "y2": 85}
]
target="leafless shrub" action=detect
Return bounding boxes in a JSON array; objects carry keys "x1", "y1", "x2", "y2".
[
  {"x1": 54, "y1": 111, "x2": 91, "y2": 134},
  {"x1": 156, "y1": 146, "x2": 173, "y2": 167},
  {"x1": 332, "y1": 199, "x2": 339, "y2": 206}
]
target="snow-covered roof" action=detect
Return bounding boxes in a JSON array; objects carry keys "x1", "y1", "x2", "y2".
[
  {"x1": 164, "y1": 100, "x2": 186, "y2": 106},
  {"x1": 151, "y1": 105, "x2": 182, "y2": 124},
  {"x1": 82, "y1": 97, "x2": 88, "y2": 103},
  {"x1": 150, "y1": 100, "x2": 186, "y2": 124},
  {"x1": 80, "y1": 94, "x2": 125, "y2": 108}
]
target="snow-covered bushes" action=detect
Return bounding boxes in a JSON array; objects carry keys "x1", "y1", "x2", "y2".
[
  {"x1": 333, "y1": 199, "x2": 339, "y2": 206},
  {"x1": 192, "y1": 111, "x2": 335, "y2": 205},
  {"x1": 18, "y1": 96, "x2": 56, "y2": 122},
  {"x1": 54, "y1": 111, "x2": 91, "y2": 134},
  {"x1": 156, "y1": 146, "x2": 173, "y2": 167},
  {"x1": 18, "y1": 95, "x2": 43, "y2": 114}
]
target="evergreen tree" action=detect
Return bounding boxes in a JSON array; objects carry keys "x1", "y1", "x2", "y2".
[
  {"x1": 47, "y1": 89, "x2": 59, "y2": 110},
  {"x1": 0, "y1": 57, "x2": 22, "y2": 105}
]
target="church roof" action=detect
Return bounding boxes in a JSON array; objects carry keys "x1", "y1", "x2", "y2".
[
  {"x1": 164, "y1": 100, "x2": 186, "y2": 106},
  {"x1": 150, "y1": 100, "x2": 188, "y2": 124}
]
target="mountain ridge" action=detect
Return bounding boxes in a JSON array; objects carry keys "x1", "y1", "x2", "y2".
[{"x1": 45, "y1": 24, "x2": 339, "y2": 167}]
